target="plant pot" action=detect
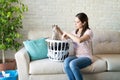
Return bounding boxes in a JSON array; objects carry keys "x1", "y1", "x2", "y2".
[{"x1": 0, "y1": 59, "x2": 16, "y2": 71}]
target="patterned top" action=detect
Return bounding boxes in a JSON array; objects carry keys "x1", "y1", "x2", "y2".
[{"x1": 72, "y1": 29, "x2": 93, "y2": 60}]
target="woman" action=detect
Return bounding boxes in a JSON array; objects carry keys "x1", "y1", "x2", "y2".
[{"x1": 62, "y1": 12, "x2": 93, "y2": 80}]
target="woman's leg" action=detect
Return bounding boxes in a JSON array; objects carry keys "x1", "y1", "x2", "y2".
[
  {"x1": 64, "y1": 56, "x2": 77, "y2": 80},
  {"x1": 69, "y1": 57, "x2": 92, "y2": 80}
]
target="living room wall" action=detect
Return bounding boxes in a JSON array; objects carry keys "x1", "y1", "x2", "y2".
[
  {"x1": 20, "y1": 0, "x2": 120, "y2": 42},
  {"x1": 22, "y1": 0, "x2": 120, "y2": 37},
  {"x1": 1, "y1": 0, "x2": 120, "y2": 59}
]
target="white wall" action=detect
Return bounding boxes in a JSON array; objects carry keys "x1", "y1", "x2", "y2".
[
  {"x1": 1, "y1": 0, "x2": 120, "y2": 59},
  {"x1": 22, "y1": 0, "x2": 120, "y2": 36}
]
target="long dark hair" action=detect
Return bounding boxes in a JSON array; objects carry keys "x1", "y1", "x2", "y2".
[{"x1": 75, "y1": 12, "x2": 90, "y2": 37}]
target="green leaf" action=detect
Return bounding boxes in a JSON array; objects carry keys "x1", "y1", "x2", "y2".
[
  {"x1": 11, "y1": 26, "x2": 14, "y2": 30},
  {"x1": 5, "y1": 38, "x2": 12, "y2": 43},
  {"x1": 15, "y1": 33, "x2": 21, "y2": 38},
  {"x1": 0, "y1": 0, "x2": 4, "y2": 3},
  {"x1": 0, "y1": 44, "x2": 6, "y2": 50},
  {"x1": 7, "y1": 12, "x2": 11, "y2": 18}
]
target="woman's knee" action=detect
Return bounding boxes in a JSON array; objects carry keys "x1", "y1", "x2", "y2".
[
  {"x1": 64, "y1": 56, "x2": 76, "y2": 68},
  {"x1": 69, "y1": 60, "x2": 77, "y2": 70},
  {"x1": 64, "y1": 57, "x2": 70, "y2": 68}
]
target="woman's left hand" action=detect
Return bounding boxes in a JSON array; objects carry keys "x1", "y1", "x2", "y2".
[{"x1": 62, "y1": 31, "x2": 68, "y2": 40}]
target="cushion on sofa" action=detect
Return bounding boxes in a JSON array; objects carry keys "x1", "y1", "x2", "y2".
[
  {"x1": 23, "y1": 38, "x2": 48, "y2": 61},
  {"x1": 93, "y1": 30, "x2": 120, "y2": 54},
  {"x1": 29, "y1": 56, "x2": 107, "y2": 75},
  {"x1": 29, "y1": 59, "x2": 64, "y2": 74},
  {"x1": 96, "y1": 54, "x2": 120, "y2": 71},
  {"x1": 81, "y1": 56, "x2": 107, "y2": 73}
]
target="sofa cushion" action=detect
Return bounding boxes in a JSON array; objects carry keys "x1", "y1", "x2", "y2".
[
  {"x1": 81, "y1": 56, "x2": 107, "y2": 73},
  {"x1": 23, "y1": 38, "x2": 48, "y2": 61},
  {"x1": 96, "y1": 54, "x2": 120, "y2": 71},
  {"x1": 29, "y1": 59, "x2": 64, "y2": 74},
  {"x1": 93, "y1": 30, "x2": 120, "y2": 54},
  {"x1": 29, "y1": 56, "x2": 106, "y2": 75}
]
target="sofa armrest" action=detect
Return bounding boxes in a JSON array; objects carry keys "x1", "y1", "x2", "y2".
[{"x1": 15, "y1": 47, "x2": 30, "y2": 80}]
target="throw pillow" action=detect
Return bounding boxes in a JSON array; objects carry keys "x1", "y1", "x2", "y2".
[{"x1": 23, "y1": 38, "x2": 48, "y2": 61}]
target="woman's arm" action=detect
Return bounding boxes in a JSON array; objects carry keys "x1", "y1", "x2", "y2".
[
  {"x1": 62, "y1": 31, "x2": 90, "y2": 43},
  {"x1": 55, "y1": 26, "x2": 70, "y2": 39}
]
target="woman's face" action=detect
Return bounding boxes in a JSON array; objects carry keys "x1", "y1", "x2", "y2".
[{"x1": 74, "y1": 17, "x2": 84, "y2": 29}]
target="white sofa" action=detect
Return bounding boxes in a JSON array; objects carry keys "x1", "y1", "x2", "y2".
[{"x1": 15, "y1": 30, "x2": 120, "y2": 80}]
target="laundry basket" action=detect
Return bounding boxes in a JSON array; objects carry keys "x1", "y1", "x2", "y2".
[{"x1": 46, "y1": 39, "x2": 70, "y2": 61}]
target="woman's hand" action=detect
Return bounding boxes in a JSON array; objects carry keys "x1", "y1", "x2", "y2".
[{"x1": 62, "y1": 31, "x2": 68, "y2": 40}]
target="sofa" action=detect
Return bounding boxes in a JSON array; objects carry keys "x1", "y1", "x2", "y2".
[{"x1": 15, "y1": 30, "x2": 120, "y2": 80}]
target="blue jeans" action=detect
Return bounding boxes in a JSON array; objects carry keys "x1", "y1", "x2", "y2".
[{"x1": 64, "y1": 56, "x2": 92, "y2": 80}]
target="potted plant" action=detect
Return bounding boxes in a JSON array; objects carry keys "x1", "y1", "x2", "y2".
[{"x1": 0, "y1": 0, "x2": 28, "y2": 71}]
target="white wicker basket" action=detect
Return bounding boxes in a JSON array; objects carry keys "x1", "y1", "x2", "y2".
[{"x1": 46, "y1": 39, "x2": 69, "y2": 61}]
